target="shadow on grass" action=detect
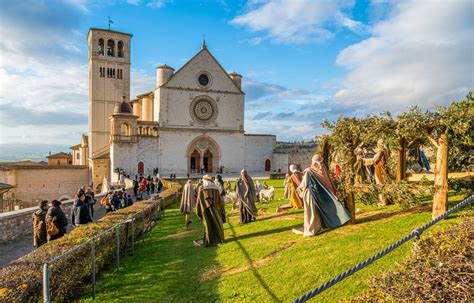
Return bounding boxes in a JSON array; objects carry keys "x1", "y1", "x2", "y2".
[
  {"x1": 227, "y1": 221, "x2": 282, "y2": 302},
  {"x1": 356, "y1": 203, "x2": 432, "y2": 224},
  {"x1": 86, "y1": 205, "x2": 221, "y2": 302},
  {"x1": 225, "y1": 223, "x2": 302, "y2": 242}
]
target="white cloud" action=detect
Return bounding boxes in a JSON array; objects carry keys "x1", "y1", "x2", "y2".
[
  {"x1": 231, "y1": 0, "x2": 365, "y2": 44},
  {"x1": 146, "y1": 0, "x2": 169, "y2": 9},
  {"x1": 334, "y1": 0, "x2": 474, "y2": 111}
]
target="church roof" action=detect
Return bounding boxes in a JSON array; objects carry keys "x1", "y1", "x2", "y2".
[
  {"x1": 136, "y1": 91, "x2": 154, "y2": 98},
  {"x1": 87, "y1": 28, "x2": 133, "y2": 38},
  {"x1": 157, "y1": 64, "x2": 174, "y2": 70},
  {"x1": 70, "y1": 144, "x2": 81, "y2": 150},
  {"x1": 47, "y1": 152, "x2": 71, "y2": 159},
  {"x1": 159, "y1": 45, "x2": 245, "y2": 94}
]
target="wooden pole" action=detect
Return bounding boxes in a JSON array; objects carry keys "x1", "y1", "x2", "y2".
[{"x1": 432, "y1": 134, "x2": 448, "y2": 219}]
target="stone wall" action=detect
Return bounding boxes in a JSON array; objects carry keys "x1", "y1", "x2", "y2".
[
  {"x1": 0, "y1": 193, "x2": 107, "y2": 244},
  {"x1": 0, "y1": 166, "x2": 89, "y2": 209},
  {"x1": 244, "y1": 135, "x2": 275, "y2": 172}
]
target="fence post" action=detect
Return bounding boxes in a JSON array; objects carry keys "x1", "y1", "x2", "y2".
[
  {"x1": 43, "y1": 263, "x2": 50, "y2": 303},
  {"x1": 116, "y1": 227, "x2": 120, "y2": 271},
  {"x1": 131, "y1": 218, "x2": 135, "y2": 255},
  {"x1": 91, "y1": 238, "x2": 96, "y2": 299},
  {"x1": 142, "y1": 211, "x2": 145, "y2": 238}
]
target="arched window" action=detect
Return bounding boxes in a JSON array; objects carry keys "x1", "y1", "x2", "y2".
[
  {"x1": 118, "y1": 40, "x2": 124, "y2": 58},
  {"x1": 120, "y1": 123, "x2": 130, "y2": 136},
  {"x1": 98, "y1": 38, "x2": 104, "y2": 55},
  {"x1": 138, "y1": 161, "x2": 144, "y2": 174},
  {"x1": 107, "y1": 39, "x2": 115, "y2": 57}
]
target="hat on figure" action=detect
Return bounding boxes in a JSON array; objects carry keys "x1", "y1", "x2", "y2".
[{"x1": 289, "y1": 164, "x2": 301, "y2": 173}]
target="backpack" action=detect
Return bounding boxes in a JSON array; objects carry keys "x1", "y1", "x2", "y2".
[
  {"x1": 47, "y1": 221, "x2": 59, "y2": 236},
  {"x1": 100, "y1": 197, "x2": 108, "y2": 206}
]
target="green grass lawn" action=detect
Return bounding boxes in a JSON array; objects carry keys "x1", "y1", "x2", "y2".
[{"x1": 82, "y1": 179, "x2": 471, "y2": 302}]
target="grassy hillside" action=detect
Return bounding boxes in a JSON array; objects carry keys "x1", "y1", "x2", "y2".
[{"x1": 82, "y1": 179, "x2": 471, "y2": 302}]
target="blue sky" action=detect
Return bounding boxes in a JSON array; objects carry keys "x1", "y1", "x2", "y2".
[{"x1": 0, "y1": 0, "x2": 473, "y2": 148}]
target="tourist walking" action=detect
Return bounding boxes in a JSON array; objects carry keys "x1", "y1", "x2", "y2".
[
  {"x1": 137, "y1": 187, "x2": 144, "y2": 200},
  {"x1": 157, "y1": 175, "x2": 163, "y2": 192},
  {"x1": 133, "y1": 179, "x2": 139, "y2": 197},
  {"x1": 112, "y1": 191, "x2": 121, "y2": 210},
  {"x1": 46, "y1": 200, "x2": 68, "y2": 241},
  {"x1": 194, "y1": 175, "x2": 226, "y2": 247},
  {"x1": 151, "y1": 179, "x2": 156, "y2": 193},
  {"x1": 32, "y1": 200, "x2": 48, "y2": 248},
  {"x1": 71, "y1": 192, "x2": 93, "y2": 227},
  {"x1": 236, "y1": 169, "x2": 258, "y2": 224},
  {"x1": 180, "y1": 180, "x2": 196, "y2": 230},
  {"x1": 85, "y1": 187, "x2": 96, "y2": 217},
  {"x1": 102, "y1": 192, "x2": 114, "y2": 213}
]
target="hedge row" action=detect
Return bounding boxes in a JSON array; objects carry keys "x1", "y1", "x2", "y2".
[
  {"x1": 0, "y1": 182, "x2": 180, "y2": 302},
  {"x1": 356, "y1": 216, "x2": 473, "y2": 301}
]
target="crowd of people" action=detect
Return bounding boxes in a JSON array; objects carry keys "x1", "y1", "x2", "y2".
[
  {"x1": 32, "y1": 186, "x2": 96, "y2": 248},
  {"x1": 179, "y1": 153, "x2": 354, "y2": 248},
  {"x1": 32, "y1": 172, "x2": 168, "y2": 249},
  {"x1": 132, "y1": 175, "x2": 163, "y2": 200}
]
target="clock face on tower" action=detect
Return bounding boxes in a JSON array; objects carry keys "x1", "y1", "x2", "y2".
[{"x1": 190, "y1": 97, "x2": 218, "y2": 124}]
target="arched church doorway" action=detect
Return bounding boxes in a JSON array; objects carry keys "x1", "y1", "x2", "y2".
[
  {"x1": 190, "y1": 150, "x2": 201, "y2": 173},
  {"x1": 138, "y1": 161, "x2": 144, "y2": 174},
  {"x1": 203, "y1": 150, "x2": 213, "y2": 173},
  {"x1": 265, "y1": 159, "x2": 271, "y2": 171},
  {"x1": 186, "y1": 136, "x2": 221, "y2": 175}
]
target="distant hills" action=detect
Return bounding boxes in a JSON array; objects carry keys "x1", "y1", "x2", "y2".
[{"x1": 0, "y1": 143, "x2": 71, "y2": 162}]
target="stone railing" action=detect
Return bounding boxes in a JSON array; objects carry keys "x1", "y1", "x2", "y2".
[
  {"x1": 0, "y1": 188, "x2": 132, "y2": 244},
  {"x1": 0, "y1": 195, "x2": 95, "y2": 244}
]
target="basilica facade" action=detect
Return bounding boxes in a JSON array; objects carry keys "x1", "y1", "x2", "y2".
[{"x1": 78, "y1": 28, "x2": 287, "y2": 187}]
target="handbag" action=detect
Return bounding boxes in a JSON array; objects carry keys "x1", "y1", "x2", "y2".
[{"x1": 47, "y1": 221, "x2": 59, "y2": 236}]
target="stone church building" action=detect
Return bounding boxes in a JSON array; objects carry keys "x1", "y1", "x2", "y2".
[{"x1": 76, "y1": 28, "x2": 287, "y2": 188}]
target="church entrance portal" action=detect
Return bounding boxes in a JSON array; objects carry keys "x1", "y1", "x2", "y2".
[
  {"x1": 203, "y1": 150, "x2": 213, "y2": 173},
  {"x1": 186, "y1": 136, "x2": 221, "y2": 175},
  {"x1": 190, "y1": 150, "x2": 201, "y2": 173}
]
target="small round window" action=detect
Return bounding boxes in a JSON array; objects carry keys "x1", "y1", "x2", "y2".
[{"x1": 198, "y1": 74, "x2": 210, "y2": 86}]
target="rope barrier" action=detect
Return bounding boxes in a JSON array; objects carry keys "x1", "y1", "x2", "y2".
[{"x1": 293, "y1": 194, "x2": 474, "y2": 303}]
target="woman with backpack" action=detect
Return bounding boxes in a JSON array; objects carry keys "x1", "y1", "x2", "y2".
[
  {"x1": 46, "y1": 200, "x2": 68, "y2": 241},
  {"x1": 32, "y1": 200, "x2": 48, "y2": 248}
]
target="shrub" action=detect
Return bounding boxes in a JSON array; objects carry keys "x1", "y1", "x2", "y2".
[
  {"x1": 0, "y1": 183, "x2": 180, "y2": 302},
  {"x1": 356, "y1": 216, "x2": 473, "y2": 301}
]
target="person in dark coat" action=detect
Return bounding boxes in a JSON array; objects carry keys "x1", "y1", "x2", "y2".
[
  {"x1": 71, "y1": 192, "x2": 93, "y2": 227},
  {"x1": 133, "y1": 180, "x2": 139, "y2": 197},
  {"x1": 112, "y1": 192, "x2": 121, "y2": 210},
  {"x1": 32, "y1": 200, "x2": 48, "y2": 248},
  {"x1": 157, "y1": 175, "x2": 163, "y2": 192},
  {"x1": 46, "y1": 200, "x2": 68, "y2": 241},
  {"x1": 85, "y1": 187, "x2": 96, "y2": 217}
]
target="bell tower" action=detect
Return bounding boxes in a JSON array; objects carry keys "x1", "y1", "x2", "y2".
[{"x1": 87, "y1": 28, "x2": 132, "y2": 160}]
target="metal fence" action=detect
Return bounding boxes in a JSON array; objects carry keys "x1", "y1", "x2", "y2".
[
  {"x1": 293, "y1": 194, "x2": 474, "y2": 303},
  {"x1": 42, "y1": 201, "x2": 162, "y2": 303}
]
